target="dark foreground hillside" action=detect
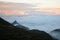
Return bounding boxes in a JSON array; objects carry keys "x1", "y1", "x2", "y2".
[{"x1": 0, "y1": 17, "x2": 56, "y2": 40}]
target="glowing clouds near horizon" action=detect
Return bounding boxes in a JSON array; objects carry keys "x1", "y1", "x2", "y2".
[
  {"x1": 32, "y1": 0, "x2": 60, "y2": 15},
  {"x1": 0, "y1": 0, "x2": 60, "y2": 16},
  {"x1": 0, "y1": 5, "x2": 17, "y2": 8},
  {"x1": 0, "y1": 10, "x2": 25, "y2": 16},
  {"x1": 0, "y1": 2, "x2": 29, "y2": 16},
  {"x1": 35, "y1": 8, "x2": 60, "y2": 15}
]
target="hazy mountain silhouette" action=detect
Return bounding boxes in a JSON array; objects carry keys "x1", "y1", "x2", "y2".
[
  {"x1": 0, "y1": 17, "x2": 56, "y2": 40},
  {"x1": 50, "y1": 29, "x2": 60, "y2": 40}
]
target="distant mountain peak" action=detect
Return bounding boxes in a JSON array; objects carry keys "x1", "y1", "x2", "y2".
[{"x1": 12, "y1": 20, "x2": 20, "y2": 26}]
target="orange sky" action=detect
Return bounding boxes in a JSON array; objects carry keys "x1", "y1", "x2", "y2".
[
  {"x1": 0, "y1": 5, "x2": 17, "y2": 8},
  {"x1": 0, "y1": 2, "x2": 26, "y2": 16},
  {"x1": 0, "y1": 10, "x2": 25, "y2": 16},
  {"x1": 37, "y1": 8, "x2": 60, "y2": 15},
  {"x1": 0, "y1": 2, "x2": 60, "y2": 16}
]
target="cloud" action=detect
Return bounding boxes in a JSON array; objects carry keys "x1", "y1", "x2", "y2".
[
  {"x1": 0, "y1": 10, "x2": 26, "y2": 16},
  {"x1": 36, "y1": 8, "x2": 60, "y2": 15},
  {"x1": 0, "y1": 2, "x2": 34, "y2": 16},
  {"x1": 0, "y1": 5, "x2": 17, "y2": 8},
  {"x1": 0, "y1": 2, "x2": 60, "y2": 16}
]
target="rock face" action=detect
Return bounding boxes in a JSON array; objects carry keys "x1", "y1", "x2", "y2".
[
  {"x1": 12, "y1": 20, "x2": 29, "y2": 30},
  {"x1": 12, "y1": 20, "x2": 20, "y2": 26},
  {"x1": 0, "y1": 17, "x2": 55, "y2": 40}
]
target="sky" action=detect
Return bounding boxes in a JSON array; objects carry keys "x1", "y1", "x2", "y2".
[
  {"x1": 0, "y1": 0, "x2": 60, "y2": 33},
  {"x1": 0, "y1": 0, "x2": 60, "y2": 16}
]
